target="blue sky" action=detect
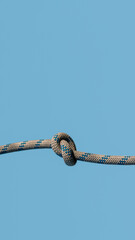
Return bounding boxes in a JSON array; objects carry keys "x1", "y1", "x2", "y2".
[{"x1": 0, "y1": 0, "x2": 135, "y2": 239}]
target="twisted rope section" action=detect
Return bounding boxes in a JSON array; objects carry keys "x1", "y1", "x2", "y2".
[
  {"x1": 51, "y1": 133, "x2": 77, "y2": 166},
  {"x1": 0, "y1": 132, "x2": 135, "y2": 166}
]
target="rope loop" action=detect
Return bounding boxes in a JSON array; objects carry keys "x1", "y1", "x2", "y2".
[{"x1": 51, "y1": 132, "x2": 77, "y2": 166}]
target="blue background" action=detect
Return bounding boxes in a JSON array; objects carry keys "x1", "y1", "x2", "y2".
[{"x1": 0, "y1": 0, "x2": 135, "y2": 239}]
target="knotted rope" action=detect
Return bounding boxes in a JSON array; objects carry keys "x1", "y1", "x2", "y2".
[{"x1": 0, "y1": 132, "x2": 134, "y2": 166}]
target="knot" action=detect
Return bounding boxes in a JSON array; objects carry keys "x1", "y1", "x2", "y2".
[{"x1": 51, "y1": 132, "x2": 77, "y2": 166}]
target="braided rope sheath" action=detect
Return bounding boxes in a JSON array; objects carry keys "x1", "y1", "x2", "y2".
[{"x1": 0, "y1": 132, "x2": 135, "y2": 166}]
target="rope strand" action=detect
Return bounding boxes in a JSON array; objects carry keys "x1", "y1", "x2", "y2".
[{"x1": 0, "y1": 132, "x2": 134, "y2": 166}]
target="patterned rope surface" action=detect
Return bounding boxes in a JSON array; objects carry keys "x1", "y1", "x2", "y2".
[{"x1": 0, "y1": 132, "x2": 135, "y2": 166}]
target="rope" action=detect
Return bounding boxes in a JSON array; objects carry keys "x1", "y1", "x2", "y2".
[{"x1": 0, "y1": 132, "x2": 134, "y2": 166}]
